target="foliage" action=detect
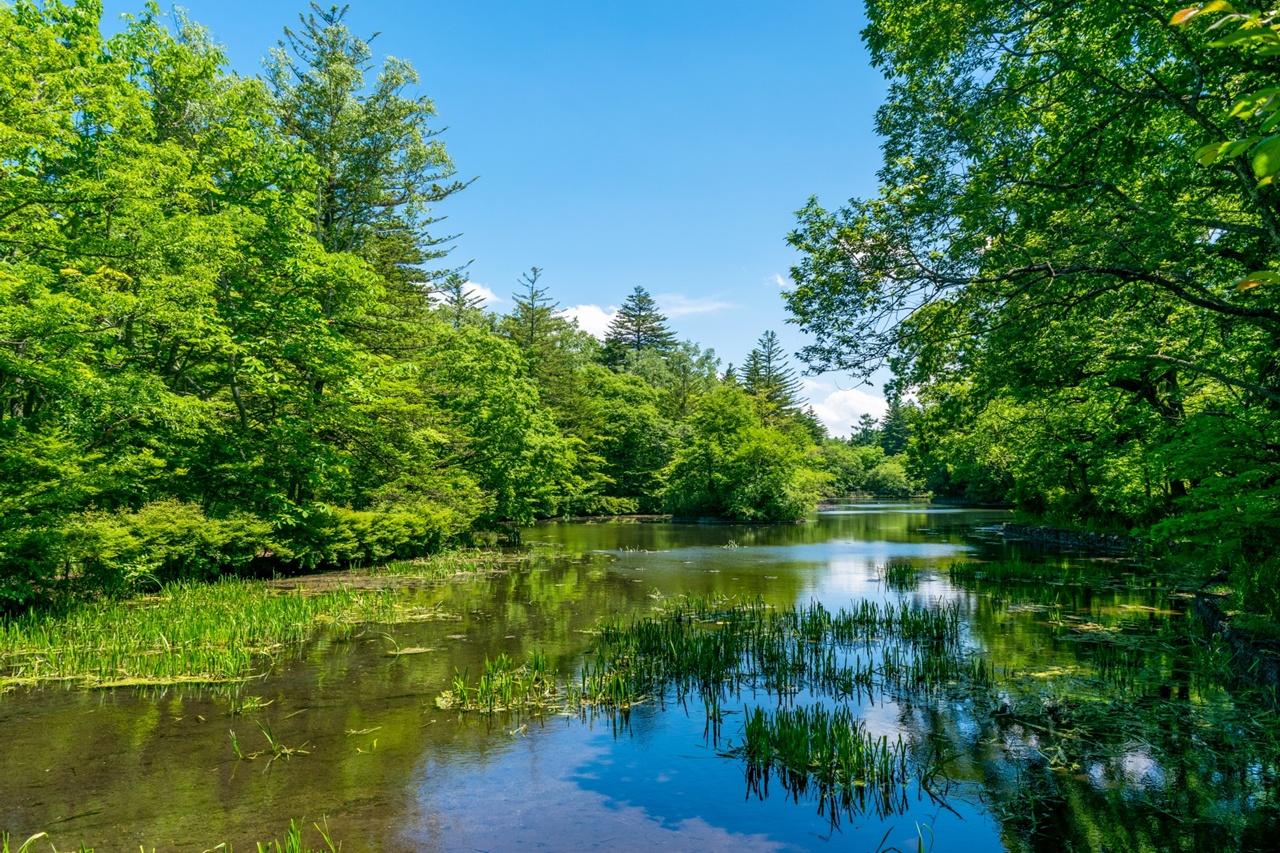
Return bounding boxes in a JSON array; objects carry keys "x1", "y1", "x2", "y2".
[
  {"x1": 663, "y1": 387, "x2": 828, "y2": 522},
  {"x1": 742, "y1": 330, "x2": 804, "y2": 421},
  {"x1": 0, "y1": 2, "x2": 829, "y2": 608},
  {"x1": 784, "y1": 0, "x2": 1280, "y2": 610}
]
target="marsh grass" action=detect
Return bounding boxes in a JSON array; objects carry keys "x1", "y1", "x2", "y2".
[
  {"x1": 0, "y1": 818, "x2": 336, "y2": 853},
  {"x1": 434, "y1": 651, "x2": 558, "y2": 712},
  {"x1": 881, "y1": 559, "x2": 919, "y2": 592},
  {"x1": 572, "y1": 597, "x2": 976, "y2": 712},
  {"x1": 731, "y1": 704, "x2": 912, "y2": 820},
  {"x1": 0, "y1": 577, "x2": 452, "y2": 690}
]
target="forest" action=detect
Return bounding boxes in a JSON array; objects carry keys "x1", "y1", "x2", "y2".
[
  {"x1": 4, "y1": 0, "x2": 1278, "y2": 626},
  {"x1": 0, "y1": 1, "x2": 926, "y2": 610}
]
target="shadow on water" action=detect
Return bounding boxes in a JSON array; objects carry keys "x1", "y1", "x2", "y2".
[{"x1": 1, "y1": 502, "x2": 1277, "y2": 851}]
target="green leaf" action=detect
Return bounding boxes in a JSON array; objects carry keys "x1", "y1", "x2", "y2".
[
  {"x1": 1195, "y1": 141, "x2": 1226, "y2": 165},
  {"x1": 1210, "y1": 28, "x2": 1280, "y2": 48},
  {"x1": 1221, "y1": 136, "x2": 1261, "y2": 159},
  {"x1": 1252, "y1": 135, "x2": 1280, "y2": 178},
  {"x1": 1229, "y1": 86, "x2": 1280, "y2": 118}
]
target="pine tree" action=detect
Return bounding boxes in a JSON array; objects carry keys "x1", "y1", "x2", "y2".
[
  {"x1": 880, "y1": 399, "x2": 913, "y2": 456},
  {"x1": 743, "y1": 331, "x2": 803, "y2": 415},
  {"x1": 851, "y1": 413, "x2": 880, "y2": 446},
  {"x1": 506, "y1": 268, "x2": 556, "y2": 352},
  {"x1": 602, "y1": 286, "x2": 676, "y2": 367},
  {"x1": 437, "y1": 273, "x2": 486, "y2": 329}
]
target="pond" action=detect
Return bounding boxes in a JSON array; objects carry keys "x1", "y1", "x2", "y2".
[{"x1": 2, "y1": 502, "x2": 1277, "y2": 851}]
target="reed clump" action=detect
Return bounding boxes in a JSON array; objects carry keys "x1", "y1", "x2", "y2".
[
  {"x1": 881, "y1": 558, "x2": 919, "y2": 592},
  {"x1": 569, "y1": 596, "x2": 974, "y2": 712},
  {"x1": 731, "y1": 704, "x2": 911, "y2": 819},
  {"x1": 435, "y1": 651, "x2": 559, "y2": 713}
]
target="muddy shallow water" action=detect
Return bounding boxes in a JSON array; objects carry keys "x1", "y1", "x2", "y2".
[{"x1": 2, "y1": 502, "x2": 1277, "y2": 851}]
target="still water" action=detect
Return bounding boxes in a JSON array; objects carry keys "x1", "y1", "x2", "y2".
[{"x1": 2, "y1": 503, "x2": 1277, "y2": 851}]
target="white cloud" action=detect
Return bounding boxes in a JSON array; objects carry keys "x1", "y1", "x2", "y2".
[
  {"x1": 656, "y1": 293, "x2": 733, "y2": 318},
  {"x1": 804, "y1": 380, "x2": 888, "y2": 437},
  {"x1": 426, "y1": 280, "x2": 502, "y2": 307},
  {"x1": 464, "y1": 281, "x2": 502, "y2": 306},
  {"x1": 558, "y1": 304, "x2": 617, "y2": 338},
  {"x1": 773, "y1": 273, "x2": 793, "y2": 290}
]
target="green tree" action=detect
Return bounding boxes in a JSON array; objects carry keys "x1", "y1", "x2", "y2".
[
  {"x1": 784, "y1": 0, "x2": 1280, "y2": 571},
  {"x1": 663, "y1": 386, "x2": 827, "y2": 522},
  {"x1": 602, "y1": 286, "x2": 676, "y2": 367},
  {"x1": 435, "y1": 273, "x2": 488, "y2": 329},
  {"x1": 742, "y1": 330, "x2": 804, "y2": 420}
]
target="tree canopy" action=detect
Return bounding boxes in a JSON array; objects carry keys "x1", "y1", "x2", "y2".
[
  {"x1": 784, "y1": 0, "x2": 1280, "y2": 610},
  {"x1": 0, "y1": 1, "x2": 838, "y2": 608}
]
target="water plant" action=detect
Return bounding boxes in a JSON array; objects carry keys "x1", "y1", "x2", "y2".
[
  {"x1": 881, "y1": 558, "x2": 919, "y2": 592},
  {"x1": 728, "y1": 704, "x2": 913, "y2": 821},
  {"x1": 435, "y1": 652, "x2": 559, "y2": 712},
  {"x1": 0, "y1": 577, "x2": 456, "y2": 689}
]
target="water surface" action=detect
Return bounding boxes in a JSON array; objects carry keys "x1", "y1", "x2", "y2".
[{"x1": 2, "y1": 503, "x2": 1276, "y2": 851}]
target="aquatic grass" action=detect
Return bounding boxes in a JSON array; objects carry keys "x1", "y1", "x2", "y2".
[
  {"x1": 435, "y1": 651, "x2": 560, "y2": 713},
  {"x1": 438, "y1": 596, "x2": 982, "y2": 721},
  {"x1": 881, "y1": 558, "x2": 919, "y2": 592},
  {"x1": 570, "y1": 597, "x2": 971, "y2": 712},
  {"x1": 0, "y1": 578, "x2": 452, "y2": 689},
  {"x1": 1, "y1": 819, "x2": 337, "y2": 853},
  {"x1": 729, "y1": 704, "x2": 912, "y2": 820}
]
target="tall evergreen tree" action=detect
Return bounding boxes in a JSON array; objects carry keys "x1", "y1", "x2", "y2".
[
  {"x1": 851, "y1": 413, "x2": 881, "y2": 447},
  {"x1": 437, "y1": 273, "x2": 487, "y2": 329},
  {"x1": 879, "y1": 399, "x2": 912, "y2": 457},
  {"x1": 602, "y1": 286, "x2": 676, "y2": 367},
  {"x1": 506, "y1": 268, "x2": 555, "y2": 352},
  {"x1": 743, "y1": 331, "x2": 803, "y2": 417},
  {"x1": 266, "y1": 3, "x2": 467, "y2": 304}
]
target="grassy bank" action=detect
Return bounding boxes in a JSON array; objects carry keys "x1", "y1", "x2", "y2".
[{"x1": 0, "y1": 551, "x2": 514, "y2": 691}]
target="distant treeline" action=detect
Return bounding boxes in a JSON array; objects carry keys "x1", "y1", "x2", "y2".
[{"x1": 0, "y1": 2, "x2": 904, "y2": 608}]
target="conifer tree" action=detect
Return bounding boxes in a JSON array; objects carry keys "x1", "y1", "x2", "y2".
[
  {"x1": 602, "y1": 286, "x2": 676, "y2": 367},
  {"x1": 437, "y1": 273, "x2": 487, "y2": 329},
  {"x1": 506, "y1": 268, "x2": 555, "y2": 351},
  {"x1": 743, "y1": 331, "x2": 803, "y2": 416},
  {"x1": 266, "y1": 3, "x2": 467, "y2": 299},
  {"x1": 851, "y1": 413, "x2": 881, "y2": 447}
]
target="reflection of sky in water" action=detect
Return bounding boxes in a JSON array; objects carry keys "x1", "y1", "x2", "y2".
[
  {"x1": 407, "y1": 524, "x2": 1011, "y2": 852},
  {"x1": 407, "y1": 694, "x2": 1006, "y2": 853},
  {"x1": 12, "y1": 501, "x2": 1262, "y2": 851}
]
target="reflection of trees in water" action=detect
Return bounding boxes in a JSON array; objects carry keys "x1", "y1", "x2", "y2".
[
  {"x1": 893, "y1": 585, "x2": 1280, "y2": 853},
  {"x1": 535, "y1": 507, "x2": 1014, "y2": 552}
]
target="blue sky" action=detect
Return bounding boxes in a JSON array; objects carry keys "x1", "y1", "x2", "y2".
[{"x1": 101, "y1": 0, "x2": 890, "y2": 434}]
